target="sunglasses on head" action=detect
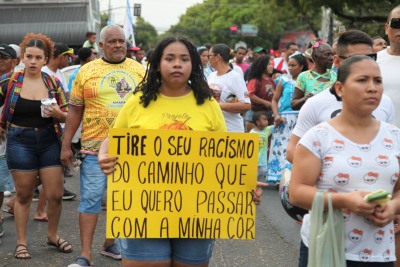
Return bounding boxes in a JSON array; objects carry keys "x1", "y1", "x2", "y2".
[
  {"x1": 389, "y1": 18, "x2": 400, "y2": 29},
  {"x1": 338, "y1": 53, "x2": 377, "y2": 61}
]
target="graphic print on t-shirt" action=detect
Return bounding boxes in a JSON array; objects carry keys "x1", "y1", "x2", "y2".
[
  {"x1": 100, "y1": 70, "x2": 135, "y2": 99},
  {"x1": 159, "y1": 112, "x2": 193, "y2": 130}
]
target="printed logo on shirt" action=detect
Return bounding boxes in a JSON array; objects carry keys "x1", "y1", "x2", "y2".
[
  {"x1": 391, "y1": 172, "x2": 399, "y2": 185},
  {"x1": 315, "y1": 125, "x2": 329, "y2": 136},
  {"x1": 348, "y1": 156, "x2": 362, "y2": 168},
  {"x1": 358, "y1": 144, "x2": 371, "y2": 152},
  {"x1": 387, "y1": 125, "x2": 400, "y2": 135},
  {"x1": 208, "y1": 83, "x2": 222, "y2": 102},
  {"x1": 359, "y1": 249, "x2": 372, "y2": 262},
  {"x1": 159, "y1": 113, "x2": 193, "y2": 130},
  {"x1": 376, "y1": 155, "x2": 390, "y2": 167},
  {"x1": 264, "y1": 84, "x2": 274, "y2": 98},
  {"x1": 363, "y1": 172, "x2": 379, "y2": 184},
  {"x1": 312, "y1": 141, "x2": 322, "y2": 154},
  {"x1": 323, "y1": 156, "x2": 334, "y2": 168},
  {"x1": 383, "y1": 138, "x2": 394, "y2": 150},
  {"x1": 383, "y1": 249, "x2": 391, "y2": 262},
  {"x1": 334, "y1": 173, "x2": 350, "y2": 186},
  {"x1": 332, "y1": 139, "x2": 345, "y2": 151},
  {"x1": 374, "y1": 229, "x2": 385, "y2": 244},
  {"x1": 348, "y1": 229, "x2": 363, "y2": 243},
  {"x1": 100, "y1": 70, "x2": 136, "y2": 99},
  {"x1": 342, "y1": 208, "x2": 351, "y2": 221},
  {"x1": 390, "y1": 229, "x2": 394, "y2": 243}
]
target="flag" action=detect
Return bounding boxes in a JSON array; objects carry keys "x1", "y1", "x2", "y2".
[{"x1": 124, "y1": 0, "x2": 136, "y2": 46}]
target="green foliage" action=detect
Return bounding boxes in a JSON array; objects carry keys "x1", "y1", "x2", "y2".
[
  {"x1": 164, "y1": 0, "x2": 398, "y2": 50},
  {"x1": 165, "y1": 0, "x2": 321, "y2": 50},
  {"x1": 134, "y1": 17, "x2": 158, "y2": 50}
]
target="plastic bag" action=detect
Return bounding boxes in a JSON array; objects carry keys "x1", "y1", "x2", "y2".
[{"x1": 307, "y1": 191, "x2": 346, "y2": 267}]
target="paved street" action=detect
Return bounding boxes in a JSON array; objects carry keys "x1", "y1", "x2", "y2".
[{"x1": 0, "y1": 171, "x2": 301, "y2": 267}]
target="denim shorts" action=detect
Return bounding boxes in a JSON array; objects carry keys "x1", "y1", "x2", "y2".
[
  {"x1": 6, "y1": 126, "x2": 61, "y2": 171},
  {"x1": 118, "y1": 238, "x2": 215, "y2": 264},
  {"x1": 78, "y1": 154, "x2": 107, "y2": 214},
  {"x1": 244, "y1": 110, "x2": 254, "y2": 122},
  {"x1": 0, "y1": 156, "x2": 13, "y2": 191}
]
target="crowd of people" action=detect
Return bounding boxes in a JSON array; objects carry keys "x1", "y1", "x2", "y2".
[{"x1": 0, "y1": 4, "x2": 399, "y2": 267}]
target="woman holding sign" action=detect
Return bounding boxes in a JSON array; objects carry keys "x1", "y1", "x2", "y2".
[
  {"x1": 98, "y1": 36, "x2": 266, "y2": 267},
  {"x1": 289, "y1": 55, "x2": 400, "y2": 266}
]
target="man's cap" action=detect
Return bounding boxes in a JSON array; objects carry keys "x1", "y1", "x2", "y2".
[
  {"x1": 0, "y1": 44, "x2": 17, "y2": 58},
  {"x1": 54, "y1": 43, "x2": 74, "y2": 56},
  {"x1": 9, "y1": 44, "x2": 20, "y2": 58},
  {"x1": 253, "y1": 47, "x2": 267, "y2": 54},
  {"x1": 129, "y1": 46, "x2": 141, "y2": 51}
]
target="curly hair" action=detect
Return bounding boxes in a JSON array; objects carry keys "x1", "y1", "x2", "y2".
[
  {"x1": 247, "y1": 55, "x2": 271, "y2": 81},
  {"x1": 19, "y1": 33, "x2": 54, "y2": 64},
  {"x1": 135, "y1": 36, "x2": 212, "y2": 107}
]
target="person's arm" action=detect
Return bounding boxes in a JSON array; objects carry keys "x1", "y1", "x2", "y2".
[
  {"x1": 289, "y1": 143, "x2": 378, "y2": 215},
  {"x1": 368, "y1": 156, "x2": 400, "y2": 227},
  {"x1": 60, "y1": 105, "x2": 84, "y2": 170},
  {"x1": 286, "y1": 133, "x2": 300, "y2": 163},
  {"x1": 271, "y1": 79, "x2": 286, "y2": 126},
  {"x1": 291, "y1": 87, "x2": 310, "y2": 110},
  {"x1": 219, "y1": 102, "x2": 250, "y2": 113},
  {"x1": 249, "y1": 94, "x2": 271, "y2": 108}
]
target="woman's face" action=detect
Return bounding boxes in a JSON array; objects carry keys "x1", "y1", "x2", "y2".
[
  {"x1": 266, "y1": 60, "x2": 273, "y2": 75},
  {"x1": 159, "y1": 41, "x2": 192, "y2": 88},
  {"x1": 288, "y1": 58, "x2": 303, "y2": 77},
  {"x1": 22, "y1": 47, "x2": 47, "y2": 75},
  {"x1": 200, "y1": 50, "x2": 209, "y2": 67},
  {"x1": 337, "y1": 59, "x2": 383, "y2": 113},
  {"x1": 315, "y1": 44, "x2": 334, "y2": 69}
]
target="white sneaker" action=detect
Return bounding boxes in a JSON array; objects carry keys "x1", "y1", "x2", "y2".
[{"x1": 3, "y1": 191, "x2": 11, "y2": 197}]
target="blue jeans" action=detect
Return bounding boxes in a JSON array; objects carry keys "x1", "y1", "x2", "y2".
[
  {"x1": 118, "y1": 238, "x2": 215, "y2": 264},
  {"x1": 298, "y1": 241, "x2": 394, "y2": 267}
]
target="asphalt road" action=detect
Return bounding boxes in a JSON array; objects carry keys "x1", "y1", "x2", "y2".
[{"x1": 0, "y1": 172, "x2": 301, "y2": 267}]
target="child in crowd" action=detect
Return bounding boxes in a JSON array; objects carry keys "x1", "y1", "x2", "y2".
[
  {"x1": 250, "y1": 111, "x2": 274, "y2": 182},
  {"x1": 82, "y1": 31, "x2": 99, "y2": 52}
]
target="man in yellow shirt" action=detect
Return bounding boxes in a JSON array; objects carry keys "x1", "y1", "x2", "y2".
[{"x1": 61, "y1": 25, "x2": 145, "y2": 267}]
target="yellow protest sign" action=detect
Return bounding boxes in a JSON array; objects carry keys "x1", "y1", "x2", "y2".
[{"x1": 106, "y1": 128, "x2": 259, "y2": 239}]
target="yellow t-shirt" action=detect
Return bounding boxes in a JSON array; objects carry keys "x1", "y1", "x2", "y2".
[
  {"x1": 114, "y1": 91, "x2": 227, "y2": 132},
  {"x1": 70, "y1": 58, "x2": 145, "y2": 153}
]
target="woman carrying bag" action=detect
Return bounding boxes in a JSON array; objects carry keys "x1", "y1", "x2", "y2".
[{"x1": 289, "y1": 55, "x2": 400, "y2": 267}]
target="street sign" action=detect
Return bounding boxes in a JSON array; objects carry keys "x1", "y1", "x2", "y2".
[
  {"x1": 241, "y1": 24, "x2": 258, "y2": 37},
  {"x1": 134, "y1": 4, "x2": 141, "y2": 17}
]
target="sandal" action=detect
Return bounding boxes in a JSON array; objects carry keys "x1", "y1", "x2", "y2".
[
  {"x1": 14, "y1": 244, "x2": 32, "y2": 260},
  {"x1": 2, "y1": 207, "x2": 14, "y2": 216},
  {"x1": 47, "y1": 236, "x2": 73, "y2": 253}
]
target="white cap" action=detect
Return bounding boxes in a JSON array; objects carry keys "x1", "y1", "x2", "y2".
[{"x1": 9, "y1": 44, "x2": 20, "y2": 58}]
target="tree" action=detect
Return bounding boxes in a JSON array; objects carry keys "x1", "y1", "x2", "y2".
[
  {"x1": 166, "y1": 0, "x2": 318, "y2": 50},
  {"x1": 134, "y1": 17, "x2": 158, "y2": 50},
  {"x1": 285, "y1": 0, "x2": 399, "y2": 38}
]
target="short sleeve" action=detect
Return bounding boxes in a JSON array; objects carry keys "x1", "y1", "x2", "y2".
[
  {"x1": 69, "y1": 69, "x2": 85, "y2": 106},
  {"x1": 247, "y1": 79, "x2": 257, "y2": 95},
  {"x1": 295, "y1": 72, "x2": 306, "y2": 92},
  {"x1": 298, "y1": 125, "x2": 325, "y2": 160}
]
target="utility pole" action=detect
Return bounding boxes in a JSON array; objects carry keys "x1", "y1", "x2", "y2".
[{"x1": 107, "y1": 0, "x2": 112, "y2": 25}]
